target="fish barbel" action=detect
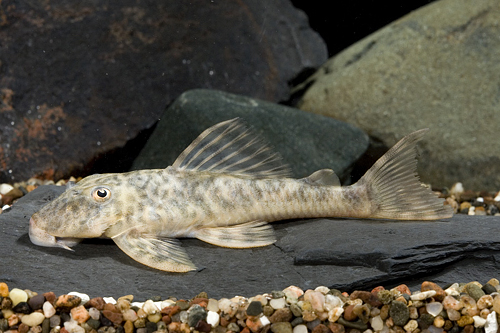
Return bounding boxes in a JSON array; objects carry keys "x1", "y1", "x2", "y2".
[{"x1": 29, "y1": 118, "x2": 453, "y2": 272}]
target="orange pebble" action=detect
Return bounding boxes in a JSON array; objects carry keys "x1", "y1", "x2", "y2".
[{"x1": 0, "y1": 282, "x2": 8, "y2": 297}]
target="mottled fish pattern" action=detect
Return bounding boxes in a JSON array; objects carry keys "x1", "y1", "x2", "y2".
[{"x1": 29, "y1": 119, "x2": 453, "y2": 272}]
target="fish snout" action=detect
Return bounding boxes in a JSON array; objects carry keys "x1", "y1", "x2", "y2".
[{"x1": 29, "y1": 216, "x2": 74, "y2": 251}]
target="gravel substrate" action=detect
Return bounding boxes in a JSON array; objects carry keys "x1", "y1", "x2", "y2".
[
  {"x1": 1, "y1": 280, "x2": 500, "y2": 333},
  {"x1": 1, "y1": 178, "x2": 499, "y2": 216}
]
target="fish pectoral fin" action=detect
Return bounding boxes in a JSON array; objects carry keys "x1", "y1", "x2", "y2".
[
  {"x1": 301, "y1": 169, "x2": 340, "y2": 186},
  {"x1": 110, "y1": 228, "x2": 196, "y2": 273},
  {"x1": 195, "y1": 221, "x2": 276, "y2": 248}
]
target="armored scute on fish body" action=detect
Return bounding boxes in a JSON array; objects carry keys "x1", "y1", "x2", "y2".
[{"x1": 29, "y1": 118, "x2": 453, "y2": 272}]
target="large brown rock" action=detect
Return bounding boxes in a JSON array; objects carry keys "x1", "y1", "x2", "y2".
[
  {"x1": 0, "y1": 0, "x2": 326, "y2": 183},
  {"x1": 296, "y1": 0, "x2": 500, "y2": 191}
]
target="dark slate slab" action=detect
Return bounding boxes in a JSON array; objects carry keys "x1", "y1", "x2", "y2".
[
  {"x1": 131, "y1": 89, "x2": 369, "y2": 182},
  {"x1": 1, "y1": 185, "x2": 500, "y2": 299},
  {"x1": 0, "y1": 0, "x2": 326, "y2": 183}
]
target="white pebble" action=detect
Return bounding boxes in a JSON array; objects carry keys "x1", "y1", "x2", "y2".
[
  {"x1": 314, "y1": 286, "x2": 330, "y2": 295},
  {"x1": 64, "y1": 319, "x2": 85, "y2": 333},
  {"x1": 88, "y1": 307, "x2": 100, "y2": 320},
  {"x1": 206, "y1": 311, "x2": 220, "y2": 327},
  {"x1": 9, "y1": 288, "x2": 28, "y2": 306},
  {"x1": 103, "y1": 297, "x2": 116, "y2": 304},
  {"x1": 485, "y1": 311, "x2": 498, "y2": 333},
  {"x1": 410, "y1": 290, "x2": 436, "y2": 301},
  {"x1": 142, "y1": 300, "x2": 159, "y2": 315},
  {"x1": 293, "y1": 325, "x2": 308, "y2": 333},
  {"x1": 43, "y1": 301, "x2": 56, "y2": 318},
  {"x1": 260, "y1": 316, "x2": 270, "y2": 327},
  {"x1": 68, "y1": 292, "x2": 89, "y2": 305},
  {"x1": 474, "y1": 316, "x2": 487, "y2": 328},
  {"x1": 426, "y1": 302, "x2": 444, "y2": 317},
  {"x1": 445, "y1": 283, "x2": 460, "y2": 297},
  {"x1": 21, "y1": 312, "x2": 45, "y2": 326},
  {"x1": 0, "y1": 184, "x2": 14, "y2": 195},
  {"x1": 206, "y1": 299, "x2": 220, "y2": 312},
  {"x1": 328, "y1": 307, "x2": 344, "y2": 322},
  {"x1": 404, "y1": 319, "x2": 419, "y2": 333},
  {"x1": 371, "y1": 315, "x2": 384, "y2": 331},
  {"x1": 131, "y1": 301, "x2": 145, "y2": 308},
  {"x1": 494, "y1": 192, "x2": 500, "y2": 202},
  {"x1": 269, "y1": 297, "x2": 286, "y2": 309},
  {"x1": 325, "y1": 295, "x2": 343, "y2": 311}
]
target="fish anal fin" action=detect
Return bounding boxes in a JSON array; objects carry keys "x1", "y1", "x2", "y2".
[
  {"x1": 195, "y1": 221, "x2": 276, "y2": 248},
  {"x1": 172, "y1": 118, "x2": 291, "y2": 178},
  {"x1": 301, "y1": 169, "x2": 340, "y2": 186},
  {"x1": 111, "y1": 228, "x2": 196, "y2": 273}
]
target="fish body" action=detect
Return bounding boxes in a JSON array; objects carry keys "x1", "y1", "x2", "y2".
[{"x1": 29, "y1": 119, "x2": 453, "y2": 272}]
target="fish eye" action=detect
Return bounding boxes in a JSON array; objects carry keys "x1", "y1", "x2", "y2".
[{"x1": 92, "y1": 187, "x2": 111, "y2": 202}]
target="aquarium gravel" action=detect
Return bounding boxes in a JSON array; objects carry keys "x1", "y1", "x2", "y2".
[{"x1": 1, "y1": 280, "x2": 500, "y2": 333}]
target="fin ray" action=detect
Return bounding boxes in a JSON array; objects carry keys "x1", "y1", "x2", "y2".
[
  {"x1": 172, "y1": 118, "x2": 291, "y2": 178},
  {"x1": 358, "y1": 129, "x2": 453, "y2": 220},
  {"x1": 301, "y1": 169, "x2": 340, "y2": 186},
  {"x1": 111, "y1": 228, "x2": 196, "y2": 272},
  {"x1": 195, "y1": 221, "x2": 276, "y2": 248}
]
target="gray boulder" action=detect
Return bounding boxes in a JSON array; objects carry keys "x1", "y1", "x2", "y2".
[
  {"x1": 1, "y1": 184, "x2": 499, "y2": 300},
  {"x1": 296, "y1": 0, "x2": 500, "y2": 191},
  {"x1": 131, "y1": 89, "x2": 369, "y2": 182}
]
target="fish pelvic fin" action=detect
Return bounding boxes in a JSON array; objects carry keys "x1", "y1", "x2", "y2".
[
  {"x1": 195, "y1": 221, "x2": 276, "y2": 248},
  {"x1": 111, "y1": 228, "x2": 196, "y2": 272},
  {"x1": 357, "y1": 129, "x2": 453, "y2": 220}
]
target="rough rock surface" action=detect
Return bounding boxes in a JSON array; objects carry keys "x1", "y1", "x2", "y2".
[
  {"x1": 1, "y1": 185, "x2": 498, "y2": 299},
  {"x1": 131, "y1": 89, "x2": 368, "y2": 182},
  {"x1": 296, "y1": 0, "x2": 500, "y2": 191},
  {"x1": 0, "y1": 0, "x2": 326, "y2": 183}
]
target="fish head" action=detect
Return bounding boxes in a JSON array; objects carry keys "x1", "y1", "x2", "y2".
[{"x1": 29, "y1": 173, "x2": 128, "y2": 250}]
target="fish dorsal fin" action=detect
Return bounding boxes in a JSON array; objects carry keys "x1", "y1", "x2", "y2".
[
  {"x1": 172, "y1": 118, "x2": 291, "y2": 178},
  {"x1": 301, "y1": 169, "x2": 340, "y2": 186}
]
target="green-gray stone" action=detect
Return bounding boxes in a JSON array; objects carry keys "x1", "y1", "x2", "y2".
[
  {"x1": 389, "y1": 300, "x2": 410, "y2": 327},
  {"x1": 377, "y1": 290, "x2": 393, "y2": 305},
  {"x1": 227, "y1": 323, "x2": 240, "y2": 333},
  {"x1": 271, "y1": 322, "x2": 293, "y2": 333},
  {"x1": 417, "y1": 313, "x2": 434, "y2": 329},
  {"x1": 290, "y1": 303, "x2": 303, "y2": 317},
  {"x1": 87, "y1": 318, "x2": 101, "y2": 330},
  {"x1": 176, "y1": 300, "x2": 190, "y2": 311},
  {"x1": 464, "y1": 283, "x2": 485, "y2": 301},
  {"x1": 187, "y1": 304, "x2": 207, "y2": 327}
]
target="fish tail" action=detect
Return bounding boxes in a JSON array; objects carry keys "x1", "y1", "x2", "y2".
[{"x1": 356, "y1": 129, "x2": 453, "y2": 220}]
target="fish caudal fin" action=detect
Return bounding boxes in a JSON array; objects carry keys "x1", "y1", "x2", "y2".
[{"x1": 357, "y1": 129, "x2": 453, "y2": 220}]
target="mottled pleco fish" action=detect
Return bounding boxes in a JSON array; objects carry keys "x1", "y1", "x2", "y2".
[{"x1": 29, "y1": 119, "x2": 453, "y2": 272}]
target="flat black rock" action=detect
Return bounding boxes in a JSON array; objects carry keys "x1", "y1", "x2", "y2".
[
  {"x1": 1, "y1": 185, "x2": 499, "y2": 299},
  {"x1": 131, "y1": 89, "x2": 368, "y2": 182},
  {"x1": 0, "y1": 0, "x2": 326, "y2": 183}
]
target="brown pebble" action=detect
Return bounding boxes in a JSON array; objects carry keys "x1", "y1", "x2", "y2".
[
  {"x1": 443, "y1": 320, "x2": 453, "y2": 331},
  {"x1": 393, "y1": 284, "x2": 411, "y2": 296},
  {"x1": 55, "y1": 295, "x2": 81, "y2": 310},
  {"x1": 269, "y1": 308, "x2": 293, "y2": 323},
  {"x1": 18, "y1": 323, "x2": 29, "y2": 333},
  {"x1": 463, "y1": 324, "x2": 474, "y2": 333},
  {"x1": 311, "y1": 324, "x2": 332, "y2": 333},
  {"x1": 349, "y1": 291, "x2": 382, "y2": 307},
  {"x1": 60, "y1": 327, "x2": 69, "y2": 333},
  {"x1": 190, "y1": 298, "x2": 209, "y2": 308},
  {"x1": 124, "y1": 320, "x2": 134, "y2": 333},
  {"x1": 380, "y1": 305, "x2": 390, "y2": 321},
  {"x1": 421, "y1": 281, "x2": 445, "y2": 301},
  {"x1": 85, "y1": 297, "x2": 105, "y2": 310},
  {"x1": 241, "y1": 328, "x2": 251, "y2": 333},
  {"x1": 371, "y1": 286, "x2": 385, "y2": 293},
  {"x1": 102, "y1": 309, "x2": 123, "y2": 325},
  {"x1": 195, "y1": 320, "x2": 212, "y2": 333},
  {"x1": 71, "y1": 305, "x2": 90, "y2": 324},
  {"x1": 161, "y1": 305, "x2": 180, "y2": 316},
  {"x1": 162, "y1": 315, "x2": 172, "y2": 325},
  {"x1": 43, "y1": 292, "x2": 56, "y2": 304},
  {"x1": 328, "y1": 323, "x2": 345, "y2": 333},
  {"x1": 343, "y1": 305, "x2": 357, "y2": 321}
]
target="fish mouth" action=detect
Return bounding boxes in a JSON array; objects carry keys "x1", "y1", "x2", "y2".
[{"x1": 29, "y1": 216, "x2": 77, "y2": 251}]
